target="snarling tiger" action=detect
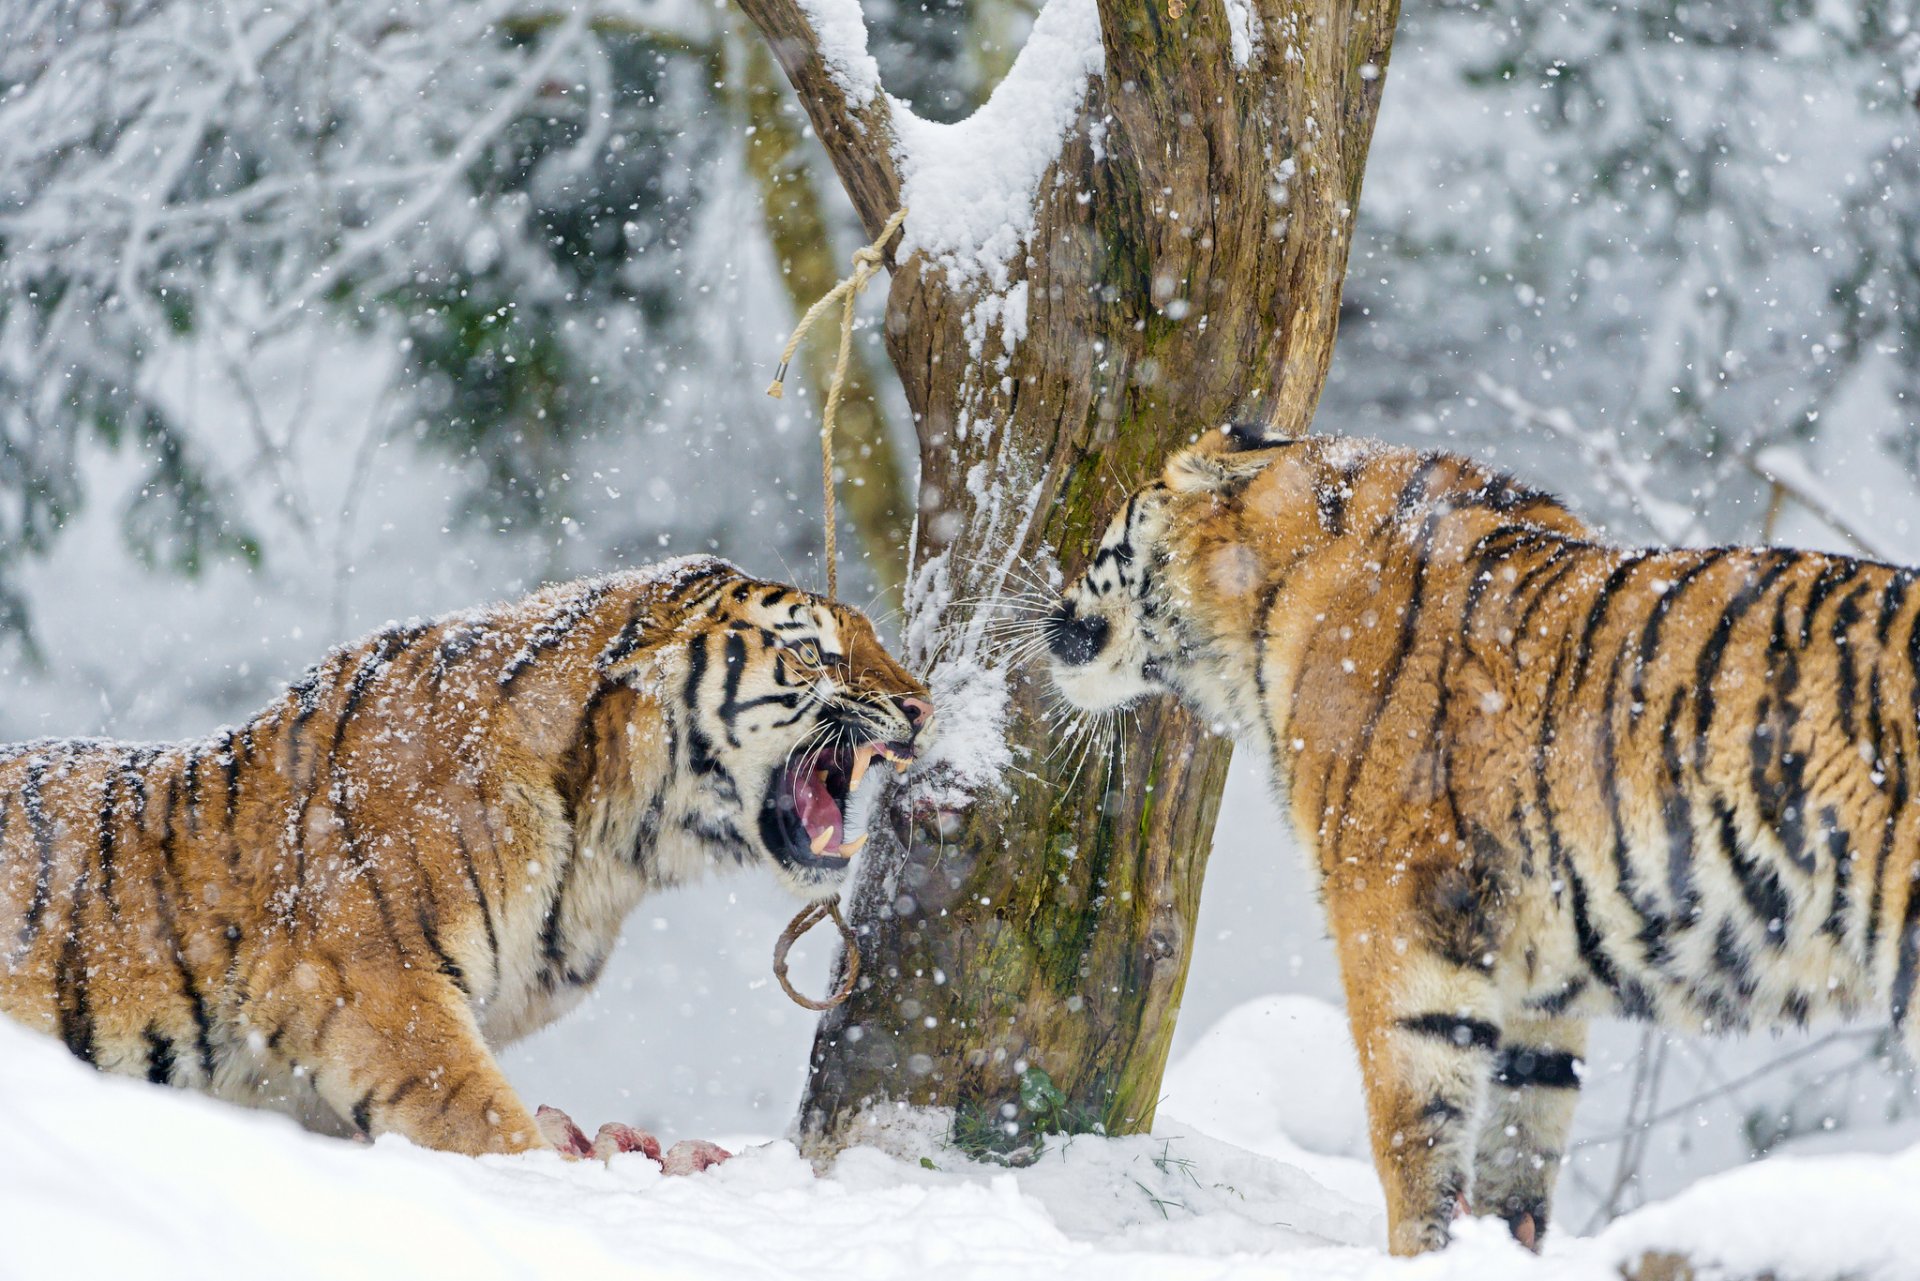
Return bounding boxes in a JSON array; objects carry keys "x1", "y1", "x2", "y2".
[
  {"x1": 1045, "y1": 427, "x2": 1920, "y2": 1255},
  {"x1": 0, "y1": 557, "x2": 932, "y2": 1158}
]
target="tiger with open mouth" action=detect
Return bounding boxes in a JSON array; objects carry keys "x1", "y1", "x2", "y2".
[{"x1": 0, "y1": 556, "x2": 933, "y2": 1159}]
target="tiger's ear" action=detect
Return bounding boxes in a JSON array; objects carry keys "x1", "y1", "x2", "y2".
[{"x1": 1165, "y1": 423, "x2": 1296, "y2": 494}]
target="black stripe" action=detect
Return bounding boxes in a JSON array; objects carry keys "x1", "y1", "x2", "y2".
[
  {"x1": 1892, "y1": 877, "x2": 1920, "y2": 1028},
  {"x1": 1752, "y1": 593, "x2": 1812, "y2": 871},
  {"x1": 286, "y1": 653, "x2": 346, "y2": 783},
  {"x1": 452, "y1": 831, "x2": 500, "y2": 998},
  {"x1": 1397, "y1": 1012, "x2": 1500, "y2": 1051},
  {"x1": 331, "y1": 628, "x2": 412, "y2": 761},
  {"x1": 151, "y1": 864, "x2": 217, "y2": 1082},
  {"x1": 1875, "y1": 568, "x2": 1915, "y2": 646},
  {"x1": 1831, "y1": 582, "x2": 1871, "y2": 740},
  {"x1": 1797, "y1": 559, "x2": 1856, "y2": 648},
  {"x1": 182, "y1": 748, "x2": 202, "y2": 835},
  {"x1": 499, "y1": 583, "x2": 614, "y2": 690},
  {"x1": 1565, "y1": 855, "x2": 1655, "y2": 1018},
  {"x1": 1822, "y1": 806, "x2": 1856, "y2": 940},
  {"x1": 432, "y1": 624, "x2": 486, "y2": 686},
  {"x1": 143, "y1": 1026, "x2": 177, "y2": 1086},
  {"x1": 97, "y1": 756, "x2": 121, "y2": 913},
  {"x1": 1706, "y1": 917, "x2": 1758, "y2": 1018},
  {"x1": 1658, "y1": 687, "x2": 1701, "y2": 924},
  {"x1": 20, "y1": 756, "x2": 54, "y2": 947},
  {"x1": 719, "y1": 630, "x2": 750, "y2": 748},
  {"x1": 1690, "y1": 554, "x2": 1796, "y2": 748},
  {"x1": 417, "y1": 903, "x2": 470, "y2": 998},
  {"x1": 386, "y1": 1074, "x2": 426, "y2": 1112},
  {"x1": 1512, "y1": 545, "x2": 1582, "y2": 638},
  {"x1": 1598, "y1": 646, "x2": 1674, "y2": 965},
  {"x1": 1527, "y1": 977, "x2": 1589, "y2": 1016},
  {"x1": 1492, "y1": 1046, "x2": 1582, "y2": 1089},
  {"x1": 55, "y1": 855, "x2": 96, "y2": 1065},
  {"x1": 537, "y1": 853, "x2": 583, "y2": 989},
  {"x1": 1570, "y1": 552, "x2": 1651, "y2": 691},
  {"x1": 1631, "y1": 552, "x2": 1725, "y2": 722},
  {"x1": 1716, "y1": 796, "x2": 1790, "y2": 948},
  {"x1": 221, "y1": 728, "x2": 243, "y2": 826},
  {"x1": 352, "y1": 1090, "x2": 376, "y2": 1136},
  {"x1": 1250, "y1": 574, "x2": 1292, "y2": 770},
  {"x1": 598, "y1": 609, "x2": 656, "y2": 671}
]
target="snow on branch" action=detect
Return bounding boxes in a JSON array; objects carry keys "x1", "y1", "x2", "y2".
[{"x1": 894, "y1": 0, "x2": 1103, "y2": 291}]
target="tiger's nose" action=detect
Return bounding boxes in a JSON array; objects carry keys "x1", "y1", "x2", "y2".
[
  {"x1": 1047, "y1": 607, "x2": 1110, "y2": 666},
  {"x1": 900, "y1": 696, "x2": 935, "y2": 739}
]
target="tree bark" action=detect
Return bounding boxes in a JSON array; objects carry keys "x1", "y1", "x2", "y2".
[
  {"x1": 736, "y1": 0, "x2": 1400, "y2": 1156},
  {"x1": 735, "y1": 32, "x2": 914, "y2": 605}
]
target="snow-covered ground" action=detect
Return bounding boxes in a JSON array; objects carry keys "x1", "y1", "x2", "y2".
[{"x1": 6, "y1": 994, "x2": 1917, "y2": 1280}]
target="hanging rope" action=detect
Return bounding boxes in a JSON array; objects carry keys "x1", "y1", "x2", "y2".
[
  {"x1": 773, "y1": 899, "x2": 862, "y2": 1010},
  {"x1": 765, "y1": 206, "x2": 909, "y2": 602}
]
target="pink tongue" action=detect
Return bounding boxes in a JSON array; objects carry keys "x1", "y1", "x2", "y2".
[{"x1": 794, "y1": 768, "x2": 844, "y2": 847}]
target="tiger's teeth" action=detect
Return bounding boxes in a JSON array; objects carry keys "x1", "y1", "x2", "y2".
[
  {"x1": 809, "y1": 826, "x2": 835, "y2": 854},
  {"x1": 849, "y1": 746, "x2": 872, "y2": 791},
  {"x1": 840, "y1": 833, "x2": 869, "y2": 855},
  {"x1": 893, "y1": 756, "x2": 910, "y2": 775}
]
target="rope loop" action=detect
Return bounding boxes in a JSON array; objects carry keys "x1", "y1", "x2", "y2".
[
  {"x1": 765, "y1": 206, "x2": 908, "y2": 601},
  {"x1": 773, "y1": 899, "x2": 862, "y2": 1010}
]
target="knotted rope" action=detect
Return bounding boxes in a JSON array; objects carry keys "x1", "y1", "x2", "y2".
[
  {"x1": 773, "y1": 899, "x2": 862, "y2": 1011},
  {"x1": 765, "y1": 206, "x2": 909, "y2": 603}
]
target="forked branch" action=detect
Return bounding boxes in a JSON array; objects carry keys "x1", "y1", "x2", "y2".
[{"x1": 733, "y1": 0, "x2": 903, "y2": 239}]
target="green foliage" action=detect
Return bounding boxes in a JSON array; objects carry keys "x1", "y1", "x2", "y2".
[{"x1": 382, "y1": 30, "x2": 720, "y2": 532}]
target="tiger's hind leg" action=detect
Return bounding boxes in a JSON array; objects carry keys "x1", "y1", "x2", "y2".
[
  {"x1": 1471, "y1": 1011, "x2": 1587, "y2": 1249},
  {"x1": 1334, "y1": 918, "x2": 1507, "y2": 1255},
  {"x1": 247, "y1": 959, "x2": 544, "y2": 1156}
]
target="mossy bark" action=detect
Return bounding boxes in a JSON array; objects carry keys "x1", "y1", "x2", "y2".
[{"x1": 737, "y1": 0, "x2": 1401, "y2": 1155}]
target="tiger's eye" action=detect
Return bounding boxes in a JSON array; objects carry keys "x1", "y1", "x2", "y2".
[{"x1": 794, "y1": 640, "x2": 822, "y2": 666}]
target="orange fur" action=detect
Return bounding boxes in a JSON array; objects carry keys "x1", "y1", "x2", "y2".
[
  {"x1": 1050, "y1": 430, "x2": 1920, "y2": 1254},
  {"x1": 0, "y1": 557, "x2": 930, "y2": 1153}
]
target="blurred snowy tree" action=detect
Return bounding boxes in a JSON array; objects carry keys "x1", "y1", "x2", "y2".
[
  {"x1": 1331, "y1": 0, "x2": 1920, "y2": 546},
  {"x1": 0, "y1": 0, "x2": 925, "y2": 652}
]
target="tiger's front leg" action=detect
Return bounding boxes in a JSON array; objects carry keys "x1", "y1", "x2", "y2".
[
  {"x1": 249, "y1": 960, "x2": 544, "y2": 1156},
  {"x1": 1472, "y1": 1011, "x2": 1587, "y2": 1249}
]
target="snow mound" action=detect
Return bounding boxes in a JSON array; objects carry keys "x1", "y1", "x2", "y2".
[
  {"x1": 1597, "y1": 1144, "x2": 1920, "y2": 1281},
  {"x1": 1162, "y1": 995, "x2": 1372, "y2": 1165}
]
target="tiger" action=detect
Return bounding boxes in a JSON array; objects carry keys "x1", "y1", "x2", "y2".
[
  {"x1": 0, "y1": 556, "x2": 933, "y2": 1160},
  {"x1": 1043, "y1": 425, "x2": 1920, "y2": 1255}
]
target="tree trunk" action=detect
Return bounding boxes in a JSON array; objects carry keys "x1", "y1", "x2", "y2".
[{"x1": 736, "y1": 0, "x2": 1400, "y2": 1157}]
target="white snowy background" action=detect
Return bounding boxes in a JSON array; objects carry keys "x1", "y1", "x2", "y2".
[{"x1": 3, "y1": 0, "x2": 1919, "y2": 1275}]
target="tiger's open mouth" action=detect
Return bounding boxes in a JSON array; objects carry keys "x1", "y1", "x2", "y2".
[{"x1": 763, "y1": 738, "x2": 916, "y2": 869}]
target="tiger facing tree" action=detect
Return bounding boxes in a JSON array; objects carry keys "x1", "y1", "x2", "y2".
[
  {"x1": 0, "y1": 557, "x2": 933, "y2": 1159},
  {"x1": 1044, "y1": 427, "x2": 1920, "y2": 1256}
]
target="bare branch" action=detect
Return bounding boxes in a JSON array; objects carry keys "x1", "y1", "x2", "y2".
[
  {"x1": 1477, "y1": 376, "x2": 1701, "y2": 544},
  {"x1": 1479, "y1": 375, "x2": 1907, "y2": 560},
  {"x1": 734, "y1": 0, "x2": 902, "y2": 239}
]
